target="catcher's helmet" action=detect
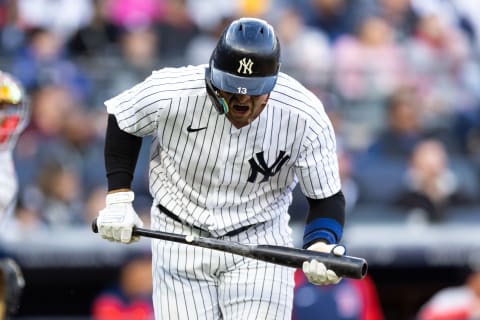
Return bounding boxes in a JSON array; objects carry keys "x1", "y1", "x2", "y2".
[
  {"x1": 206, "y1": 18, "x2": 280, "y2": 113},
  {"x1": 0, "y1": 71, "x2": 29, "y2": 151}
]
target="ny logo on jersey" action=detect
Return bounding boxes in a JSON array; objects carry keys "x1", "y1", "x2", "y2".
[
  {"x1": 247, "y1": 151, "x2": 290, "y2": 183},
  {"x1": 237, "y1": 58, "x2": 254, "y2": 75}
]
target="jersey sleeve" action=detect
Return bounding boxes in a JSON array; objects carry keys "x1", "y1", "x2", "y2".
[
  {"x1": 104, "y1": 72, "x2": 169, "y2": 137},
  {"x1": 295, "y1": 110, "x2": 341, "y2": 200}
]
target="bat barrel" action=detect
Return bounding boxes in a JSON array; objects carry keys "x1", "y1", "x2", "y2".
[{"x1": 250, "y1": 245, "x2": 367, "y2": 279}]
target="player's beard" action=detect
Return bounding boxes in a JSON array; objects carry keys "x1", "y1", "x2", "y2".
[{"x1": 246, "y1": 100, "x2": 267, "y2": 124}]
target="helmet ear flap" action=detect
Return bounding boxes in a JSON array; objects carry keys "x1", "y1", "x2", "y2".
[{"x1": 205, "y1": 66, "x2": 229, "y2": 114}]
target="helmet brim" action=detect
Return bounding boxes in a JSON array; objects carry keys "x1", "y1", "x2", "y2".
[{"x1": 210, "y1": 65, "x2": 277, "y2": 96}]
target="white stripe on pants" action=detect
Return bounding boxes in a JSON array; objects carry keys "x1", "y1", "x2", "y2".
[{"x1": 151, "y1": 211, "x2": 294, "y2": 320}]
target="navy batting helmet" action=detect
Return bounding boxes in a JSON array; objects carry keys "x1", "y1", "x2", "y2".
[{"x1": 206, "y1": 18, "x2": 280, "y2": 113}]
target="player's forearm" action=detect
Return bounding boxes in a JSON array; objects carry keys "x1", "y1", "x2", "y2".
[
  {"x1": 302, "y1": 191, "x2": 345, "y2": 248},
  {"x1": 104, "y1": 114, "x2": 142, "y2": 191}
]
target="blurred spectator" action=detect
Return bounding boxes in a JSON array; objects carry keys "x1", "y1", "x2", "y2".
[
  {"x1": 404, "y1": 13, "x2": 474, "y2": 131},
  {"x1": 91, "y1": 252, "x2": 154, "y2": 320},
  {"x1": 0, "y1": 0, "x2": 27, "y2": 59},
  {"x1": 67, "y1": 0, "x2": 122, "y2": 59},
  {"x1": 373, "y1": 0, "x2": 419, "y2": 42},
  {"x1": 10, "y1": 27, "x2": 93, "y2": 101},
  {"x1": 13, "y1": 85, "x2": 76, "y2": 188},
  {"x1": 366, "y1": 87, "x2": 427, "y2": 160},
  {"x1": 417, "y1": 265, "x2": 480, "y2": 320},
  {"x1": 27, "y1": 85, "x2": 75, "y2": 137},
  {"x1": 184, "y1": 16, "x2": 233, "y2": 66},
  {"x1": 186, "y1": 0, "x2": 237, "y2": 33},
  {"x1": 274, "y1": 7, "x2": 332, "y2": 95},
  {"x1": 28, "y1": 161, "x2": 85, "y2": 227},
  {"x1": 41, "y1": 105, "x2": 105, "y2": 190},
  {"x1": 155, "y1": 0, "x2": 199, "y2": 64},
  {"x1": 105, "y1": 0, "x2": 164, "y2": 30},
  {"x1": 393, "y1": 139, "x2": 476, "y2": 223},
  {"x1": 410, "y1": 0, "x2": 480, "y2": 53},
  {"x1": 452, "y1": 0, "x2": 480, "y2": 53},
  {"x1": 292, "y1": 270, "x2": 384, "y2": 320},
  {"x1": 300, "y1": 0, "x2": 375, "y2": 43},
  {"x1": 17, "y1": 0, "x2": 93, "y2": 41},
  {"x1": 332, "y1": 14, "x2": 409, "y2": 150},
  {"x1": 333, "y1": 14, "x2": 409, "y2": 102},
  {"x1": 16, "y1": 97, "x2": 106, "y2": 226},
  {"x1": 106, "y1": 25, "x2": 160, "y2": 97},
  {"x1": 453, "y1": 108, "x2": 480, "y2": 162}
]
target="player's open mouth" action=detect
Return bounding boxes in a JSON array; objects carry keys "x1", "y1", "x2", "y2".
[{"x1": 232, "y1": 105, "x2": 249, "y2": 113}]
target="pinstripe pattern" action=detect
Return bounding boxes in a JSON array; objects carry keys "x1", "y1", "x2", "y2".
[
  {"x1": 105, "y1": 64, "x2": 340, "y2": 319},
  {"x1": 151, "y1": 206, "x2": 294, "y2": 320}
]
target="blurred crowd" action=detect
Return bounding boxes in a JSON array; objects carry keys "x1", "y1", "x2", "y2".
[{"x1": 1, "y1": 0, "x2": 480, "y2": 239}]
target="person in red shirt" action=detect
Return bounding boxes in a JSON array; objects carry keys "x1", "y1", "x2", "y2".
[
  {"x1": 91, "y1": 253, "x2": 154, "y2": 320},
  {"x1": 292, "y1": 269, "x2": 384, "y2": 320},
  {"x1": 418, "y1": 267, "x2": 480, "y2": 320}
]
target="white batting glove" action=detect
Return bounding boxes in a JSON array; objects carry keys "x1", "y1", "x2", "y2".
[
  {"x1": 302, "y1": 242, "x2": 346, "y2": 285},
  {"x1": 97, "y1": 191, "x2": 144, "y2": 244}
]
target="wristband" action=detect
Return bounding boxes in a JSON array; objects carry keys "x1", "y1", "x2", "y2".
[{"x1": 106, "y1": 191, "x2": 135, "y2": 205}]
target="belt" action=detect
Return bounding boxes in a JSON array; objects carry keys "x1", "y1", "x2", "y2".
[{"x1": 157, "y1": 204, "x2": 258, "y2": 237}]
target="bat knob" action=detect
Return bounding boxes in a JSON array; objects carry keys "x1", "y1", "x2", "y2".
[{"x1": 91, "y1": 218, "x2": 99, "y2": 233}]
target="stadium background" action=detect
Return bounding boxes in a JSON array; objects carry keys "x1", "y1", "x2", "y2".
[{"x1": 1, "y1": 0, "x2": 480, "y2": 319}]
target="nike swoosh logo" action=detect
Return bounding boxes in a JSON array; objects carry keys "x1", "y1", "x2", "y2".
[{"x1": 187, "y1": 124, "x2": 207, "y2": 132}]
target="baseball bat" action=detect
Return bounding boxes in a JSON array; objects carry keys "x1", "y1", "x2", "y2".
[{"x1": 92, "y1": 219, "x2": 367, "y2": 279}]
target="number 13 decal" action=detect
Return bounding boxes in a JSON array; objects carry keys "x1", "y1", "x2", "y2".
[{"x1": 237, "y1": 87, "x2": 247, "y2": 94}]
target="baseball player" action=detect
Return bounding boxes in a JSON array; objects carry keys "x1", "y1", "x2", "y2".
[
  {"x1": 0, "y1": 71, "x2": 28, "y2": 318},
  {"x1": 97, "y1": 17, "x2": 346, "y2": 319}
]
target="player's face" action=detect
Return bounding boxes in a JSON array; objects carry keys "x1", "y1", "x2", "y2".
[{"x1": 219, "y1": 91, "x2": 269, "y2": 128}]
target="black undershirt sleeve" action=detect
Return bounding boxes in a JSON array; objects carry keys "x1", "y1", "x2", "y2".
[
  {"x1": 104, "y1": 114, "x2": 142, "y2": 191},
  {"x1": 306, "y1": 191, "x2": 346, "y2": 226}
]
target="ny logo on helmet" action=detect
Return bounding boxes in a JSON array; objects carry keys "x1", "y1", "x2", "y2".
[{"x1": 237, "y1": 58, "x2": 254, "y2": 75}]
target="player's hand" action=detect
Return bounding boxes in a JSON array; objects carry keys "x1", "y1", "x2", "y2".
[
  {"x1": 302, "y1": 242, "x2": 346, "y2": 285},
  {"x1": 97, "y1": 191, "x2": 144, "y2": 244}
]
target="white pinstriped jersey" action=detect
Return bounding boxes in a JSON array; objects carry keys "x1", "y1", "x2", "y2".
[
  {"x1": 105, "y1": 65, "x2": 341, "y2": 236},
  {"x1": 0, "y1": 150, "x2": 18, "y2": 228}
]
